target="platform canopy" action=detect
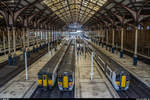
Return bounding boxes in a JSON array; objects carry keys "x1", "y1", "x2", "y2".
[
  {"x1": 84, "y1": 0, "x2": 150, "y2": 28},
  {"x1": 43, "y1": 0, "x2": 107, "y2": 25},
  {"x1": 0, "y1": 0, "x2": 150, "y2": 29}
]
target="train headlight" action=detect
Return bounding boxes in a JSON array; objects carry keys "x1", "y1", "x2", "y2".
[
  {"x1": 69, "y1": 82, "x2": 72, "y2": 86},
  {"x1": 126, "y1": 81, "x2": 130, "y2": 84},
  {"x1": 48, "y1": 80, "x2": 53, "y2": 86},
  {"x1": 38, "y1": 80, "x2": 42, "y2": 86},
  {"x1": 58, "y1": 82, "x2": 62, "y2": 86},
  {"x1": 115, "y1": 81, "x2": 120, "y2": 85}
]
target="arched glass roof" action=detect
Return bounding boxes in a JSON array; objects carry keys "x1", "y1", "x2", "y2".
[{"x1": 43, "y1": 0, "x2": 107, "y2": 24}]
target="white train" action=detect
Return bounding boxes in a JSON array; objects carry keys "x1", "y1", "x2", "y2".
[{"x1": 87, "y1": 42, "x2": 130, "y2": 91}]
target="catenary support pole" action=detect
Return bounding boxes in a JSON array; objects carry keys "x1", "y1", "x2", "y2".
[
  {"x1": 3, "y1": 31, "x2": 6, "y2": 55},
  {"x1": 23, "y1": 28, "x2": 26, "y2": 49},
  {"x1": 25, "y1": 52, "x2": 28, "y2": 80},
  {"x1": 7, "y1": 27, "x2": 11, "y2": 54},
  {"x1": 112, "y1": 28, "x2": 115, "y2": 53},
  {"x1": 12, "y1": 26, "x2": 17, "y2": 65},
  {"x1": 27, "y1": 28, "x2": 30, "y2": 48},
  {"x1": 133, "y1": 26, "x2": 138, "y2": 66},
  {"x1": 13, "y1": 26, "x2": 16, "y2": 54},
  {"x1": 106, "y1": 28, "x2": 109, "y2": 50},
  {"x1": 120, "y1": 28, "x2": 124, "y2": 58},
  {"x1": 90, "y1": 52, "x2": 94, "y2": 80}
]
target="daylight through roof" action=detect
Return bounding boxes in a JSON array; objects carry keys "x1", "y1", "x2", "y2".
[{"x1": 43, "y1": 0, "x2": 108, "y2": 25}]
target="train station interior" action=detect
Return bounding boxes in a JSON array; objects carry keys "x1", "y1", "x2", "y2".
[{"x1": 0, "y1": 0, "x2": 150, "y2": 99}]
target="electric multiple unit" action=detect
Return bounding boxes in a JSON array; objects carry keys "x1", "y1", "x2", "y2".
[
  {"x1": 87, "y1": 41, "x2": 130, "y2": 91},
  {"x1": 57, "y1": 41, "x2": 75, "y2": 91},
  {"x1": 37, "y1": 41, "x2": 70, "y2": 89}
]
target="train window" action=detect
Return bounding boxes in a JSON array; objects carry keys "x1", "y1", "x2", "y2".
[
  {"x1": 106, "y1": 69, "x2": 111, "y2": 76},
  {"x1": 116, "y1": 75, "x2": 120, "y2": 81},
  {"x1": 69, "y1": 75, "x2": 72, "y2": 81},
  {"x1": 58, "y1": 78, "x2": 62, "y2": 82},
  {"x1": 111, "y1": 74, "x2": 113, "y2": 78}
]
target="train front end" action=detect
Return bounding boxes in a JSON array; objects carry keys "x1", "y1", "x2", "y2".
[
  {"x1": 37, "y1": 71, "x2": 54, "y2": 89},
  {"x1": 115, "y1": 71, "x2": 130, "y2": 91},
  {"x1": 58, "y1": 72, "x2": 74, "y2": 91}
]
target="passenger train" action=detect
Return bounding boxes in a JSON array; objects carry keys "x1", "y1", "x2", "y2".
[
  {"x1": 86, "y1": 40, "x2": 130, "y2": 91},
  {"x1": 57, "y1": 40, "x2": 75, "y2": 91},
  {"x1": 37, "y1": 40, "x2": 71, "y2": 89}
]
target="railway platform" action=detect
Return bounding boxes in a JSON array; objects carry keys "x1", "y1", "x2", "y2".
[
  {"x1": 0, "y1": 46, "x2": 34, "y2": 64},
  {"x1": 0, "y1": 51, "x2": 22, "y2": 64},
  {"x1": 0, "y1": 46, "x2": 60, "y2": 98},
  {"x1": 90, "y1": 41, "x2": 150, "y2": 88},
  {"x1": 75, "y1": 51, "x2": 119, "y2": 98}
]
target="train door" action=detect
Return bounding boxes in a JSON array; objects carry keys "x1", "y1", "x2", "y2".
[
  {"x1": 120, "y1": 72, "x2": 130, "y2": 90},
  {"x1": 68, "y1": 75, "x2": 73, "y2": 88},
  {"x1": 43, "y1": 75, "x2": 47, "y2": 87},
  {"x1": 48, "y1": 74, "x2": 53, "y2": 87},
  {"x1": 63, "y1": 76, "x2": 68, "y2": 88},
  {"x1": 121, "y1": 75, "x2": 126, "y2": 88}
]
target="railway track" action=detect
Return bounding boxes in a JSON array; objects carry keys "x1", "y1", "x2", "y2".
[
  {"x1": 117, "y1": 75, "x2": 150, "y2": 98},
  {"x1": 31, "y1": 82, "x2": 74, "y2": 98},
  {"x1": 88, "y1": 41, "x2": 150, "y2": 98},
  {"x1": 0, "y1": 60, "x2": 8, "y2": 70},
  {"x1": 0, "y1": 46, "x2": 49, "y2": 87},
  {"x1": 30, "y1": 82, "x2": 74, "y2": 98}
]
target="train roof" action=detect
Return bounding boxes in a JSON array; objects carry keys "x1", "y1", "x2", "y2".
[
  {"x1": 97, "y1": 49, "x2": 127, "y2": 73},
  {"x1": 88, "y1": 41, "x2": 129, "y2": 74},
  {"x1": 57, "y1": 45, "x2": 75, "y2": 75},
  {"x1": 38, "y1": 44, "x2": 68, "y2": 74},
  {"x1": 57, "y1": 64, "x2": 74, "y2": 74}
]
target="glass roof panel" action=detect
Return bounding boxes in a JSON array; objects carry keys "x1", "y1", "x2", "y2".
[{"x1": 43, "y1": 0, "x2": 107, "y2": 24}]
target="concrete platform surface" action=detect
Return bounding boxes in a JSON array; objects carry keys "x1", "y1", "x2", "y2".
[
  {"x1": 0, "y1": 46, "x2": 60, "y2": 98},
  {"x1": 90, "y1": 41, "x2": 150, "y2": 87},
  {"x1": 75, "y1": 52, "x2": 119, "y2": 98},
  {"x1": 80, "y1": 82, "x2": 112, "y2": 98},
  {"x1": 0, "y1": 46, "x2": 33, "y2": 64},
  {"x1": 0, "y1": 81, "x2": 34, "y2": 98}
]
